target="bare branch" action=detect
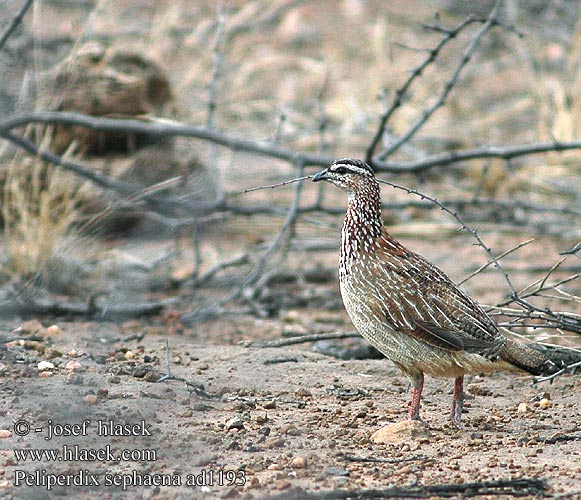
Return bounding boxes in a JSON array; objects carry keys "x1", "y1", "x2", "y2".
[
  {"x1": 373, "y1": 140, "x2": 581, "y2": 172},
  {"x1": 3, "y1": 112, "x2": 581, "y2": 175},
  {"x1": 250, "y1": 331, "x2": 358, "y2": 348},
  {"x1": 377, "y1": 0, "x2": 502, "y2": 160},
  {"x1": 458, "y1": 238, "x2": 535, "y2": 285},
  {"x1": 365, "y1": 15, "x2": 478, "y2": 162},
  {"x1": 182, "y1": 160, "x2": 306, "y2": 322},
  {"x1": 0, "y1": 0, "x2": 33, "y2": 51}
]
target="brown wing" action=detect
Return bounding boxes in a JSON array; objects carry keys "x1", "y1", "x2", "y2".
[{"x1": 371, "y1": 230, "x2": 504, "y2": 355}]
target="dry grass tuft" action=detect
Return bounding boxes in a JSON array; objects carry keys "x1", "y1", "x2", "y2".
[{"x1": 1, "y1": 137, "x2": 85, "y2": 287}]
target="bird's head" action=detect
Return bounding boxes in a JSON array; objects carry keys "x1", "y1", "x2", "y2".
[{"x1": 312, "y1": 158, "x2": 376, "y2": 194}]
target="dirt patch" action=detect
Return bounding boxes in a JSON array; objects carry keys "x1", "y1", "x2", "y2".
[{"x1": 0, "y1": 320, "x2": 579, "y2": 500}]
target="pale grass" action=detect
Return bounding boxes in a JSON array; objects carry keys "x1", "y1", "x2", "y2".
[
  {"x1": 1, "y1": 150, "x2": 81, "y2": 281},
  {"x1": 535, "y1": 19, "x2": 581, "y2": 144}
]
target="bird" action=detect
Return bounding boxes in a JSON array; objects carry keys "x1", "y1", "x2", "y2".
[{"x1": 312, "y1": 158, "x2": 556, "y2": 424}]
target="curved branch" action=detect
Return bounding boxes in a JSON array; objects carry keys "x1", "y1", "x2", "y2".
[
  {"x1": 372, "y1": 141, "x2": 581, "y2": 172},
  {"x1": 0, "y1": 0, "x2": 33, "y2": 51},
  {"x1": 0, "y1": 111, "x2": 332, "y2": 166},
  {"x1": 3, "y1": 111, "x2": 581, "y2": 176}
]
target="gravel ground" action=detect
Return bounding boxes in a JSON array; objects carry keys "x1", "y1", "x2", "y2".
[{"x1": 0, "y1": 320, "x2": 579, "y2": 500}]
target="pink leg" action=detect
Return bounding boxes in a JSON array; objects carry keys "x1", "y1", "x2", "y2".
[
  {"x1": 450, "y1": 376, "x2": 464, "y2": 425},
  {"x1": 408, "y1": 373, "x2": 424, "y2": 420}
]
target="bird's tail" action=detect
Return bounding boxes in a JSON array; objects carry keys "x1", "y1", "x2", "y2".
[{"x1": 500, "y1": 339, "x2": 558, "y2": 376}]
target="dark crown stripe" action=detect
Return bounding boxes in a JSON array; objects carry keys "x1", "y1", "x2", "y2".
[{"x1": 331, "y1": 158, "x2": 374, "y2": 174}]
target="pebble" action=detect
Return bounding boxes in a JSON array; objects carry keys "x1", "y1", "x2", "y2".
[
  {"x1": 370, "y1": 420, "x2": 430, "y2": 444},
  {"x1": 325, "y1": 466, "x2": 350, "y2": 477},
  {"x1": 265, "y1": 437, "x2": 285, "y2": 449},
  {"x1": 0, "y1": 429, "x2": 12, "y2": 439},
  {"x1": 39, "y1": 371, "x2": 53, "y2": 378},
  {"x1": 225, "y1": 416, "x2": 244, "y2": 431},
  {"x1": 517, "y1": 403, "x2": 528, "y2": 414},
  {"x1": 290, "y1": 456, "x2": 308, "y2": 469},
  {"x1": 255, "y1": 413, "x2": 268, "y2": 424},
  {"x1": 275, "y1": 480, "x2": 291, "y2": 490},
  {"x1": 83, "y1": 394, "x2": 98, "y2": 405},
  {"x1": 124, "y1": 350, "x2": 135, "y2": 360},
  {"x1": 65, "y1": 360, "x2": 83, "y2": 372},
  {"x1": 37, "y1": 361, "x2": 54, "y2": 371},
  {"x1": 47, "y1": 325, "x2": 60, "y2": 335},
  {"x1": 19, "y1": 319, "x2": 44, "y2": 334},
  {"x1": 539, "y1": 398, "x2": 551, "y2": 409}
]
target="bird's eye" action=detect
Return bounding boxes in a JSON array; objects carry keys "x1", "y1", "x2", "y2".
[{"x1": 334, "y1": 166, "x2": 348, "y2": 174}]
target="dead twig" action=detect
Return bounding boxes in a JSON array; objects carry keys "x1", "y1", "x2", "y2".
[
  {"x1": 250, "y1": 331, "x2": 358, "y2": 348},
  {"x1": 3, "y1": 112, "x2": 581, "y2": 174},
  {"x1": 375, "y1": 1, "x2": 503, "y2": 161},
  {"x1": 458, "y1": 238, "x2": 535, "y2": 285},
  {"x1": 0, "y1": 0, "x2": 34, "y2": 51},
  {"x1": 156, "y1": 339, "x2": 213, "y2": 398},
  {"x1": 182, "y1": 160, "x2": 306, "y2": 322},
  {"x1": 259, "y1": 478, "x2": 548, "y2": 500},
  {"x1": 366, "y1": 15, "x2": 478, "y2": 162},
  {"x1": 3, "y1": 294, "x2": 177, "y2": 319},
  {"x1": 341, "y1": 454, "x2": 429, "y2": 464}
]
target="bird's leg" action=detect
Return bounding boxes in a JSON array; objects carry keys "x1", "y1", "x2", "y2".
[
  {"x1": 408, "y1": 373, "x2": 424, "y2": 420},
  {"x1": 450, "y1": 375, "x2": 464, "y2": 425}
]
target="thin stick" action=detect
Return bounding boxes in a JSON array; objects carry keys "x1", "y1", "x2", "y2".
[
  {"x1": 458, "y1": 238, "x2": 535, "y2": 285},
  {"x1": 250, "y1": 331, "x2": 358, "y2": 348},
  {"x1": 3, "y1": 111, "x2": 581, "y2": 173},
  {"x1": 377, "y1": 0, "x2": 502, "y2": 160},
  {"x1": 0, "y1": 0, "x2": 34, "y2": 51},
  {"x1": 366, "y1": 15, "x2": 478, "y2": 162},
  {"x1": 233, "y1": 175, "x2": 311, "y2": 196}
]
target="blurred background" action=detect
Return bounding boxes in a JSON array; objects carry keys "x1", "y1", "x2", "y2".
[{"x1": 0, "y1": 0, "x2": 579, "y2": 352}]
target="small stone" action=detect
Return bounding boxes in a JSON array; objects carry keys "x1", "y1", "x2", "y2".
[
  {"x1": 83, "y1": 394, "x2": 98, "y2": 405},
  {"x1": 221, "y1": 487, "x2": 240, "y2": 498},
  {"x1": 19, "y1": 320, "x2": 45, "y2": 334},
  {"x1": 275, "y1": 480, "x2": 291, "y2": 490},
  {"x1": 143, "y1": 371, "x2": 161, "y2": 382},
  {"x1": 370, "y1": 420, "x2": 430, "y2": 444},
  {"x1": 265, "y1": 437, "x2": 285, "y2": 449},
  {"x1": 517, "y1": 403, "x2": 528, "y2": 414},
  {"x1": 325, "y1": 466, "x2": 350, "y2": 477},
  {"x1": 68, "y1": 349, "x2": 78, "y2": 357},
  {"x1": 39, "y1": 371, "x2": 53, "y2": 378},
  {"x1": 47, "y1": 325, "x2": 60, "y2": 335},
  {"x1": 248, "y1": 476, "x2": 260, "y2": 489},
  {"x1": 124, "y1": 350, "x2": 135, "y2": 360},
  {"x1": 539, "y1": 398, "x2": 551, "y2": 409},
  {"x1": 65, "y1": 360, "x2": 83, "y2": 372},
  {"x1": 193, "y1": 403, "x2": 212, "y2": 411},
  {"x1": 290, "y1": 456, "x2": 308, "y2": 469},
  {"x1": 295, "y1": 388, "x2": 312, "y2": 398},
  {"x1": 263, "y1": 400, "x2": 277, "y2": 409},
  {"x1": 37, "y1": 361, "x2": 54, "y2": 372},
  {"x1": 0, "y1": 429, "x2": 12, "y2": 439},
  {"x1": 255, "y1": 413, "x2": 268, "y2": 424},
  {"x1": 225, "y1": 416, "x2": 244, "y2": 431}
]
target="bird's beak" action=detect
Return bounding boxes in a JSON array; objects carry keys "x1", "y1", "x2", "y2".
[{"x1": 312, "y1": 169, "x2": 329, "y2": 182}]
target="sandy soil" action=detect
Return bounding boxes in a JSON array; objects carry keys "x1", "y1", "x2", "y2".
[{"x1": 0, "y1": 315, "x2": 579, "y2": 500}]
